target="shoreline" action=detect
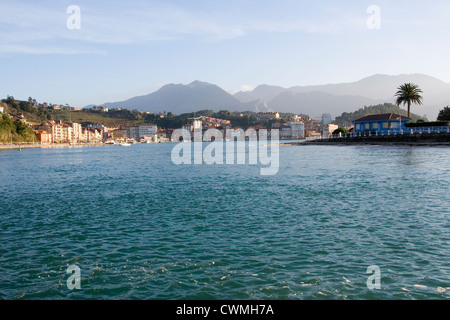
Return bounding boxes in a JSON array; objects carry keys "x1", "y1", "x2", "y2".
[
  {"x1": 283, "y1": 133, "x2": 450, "y2": 147},
  {"x1": 0, "y1": 143, "x2": 105, "y2": 150}
]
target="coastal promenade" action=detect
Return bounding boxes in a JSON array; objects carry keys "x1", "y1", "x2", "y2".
[
  {"x1": 0, "y1": 143, "x2": 104, "y2": 150},
  {"x1": 288, "y1": 132, "x2": 450, "y2": 146}
]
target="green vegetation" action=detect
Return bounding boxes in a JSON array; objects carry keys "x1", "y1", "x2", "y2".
[
  {"x1": 405, "y1": 121, "x2": 450, "y2": 128},
  {"x1": 3, "y1": 96, "x2": 52, "y2": 124},
  {"x1": 437, "y1": 106, "x2": 450, "y2": 121},
  {"x1": 5, "y1": 93, "x2": 447, "y2": 144},
  {"x1": 395, "y1": 83, "x2": 424, "y2": 118},
  {"x1": 138, "y1": 109, "x2": 306, "y2": 130},
  {"x1": 332, "y1": 128, "x2": 350, "y2": 135},
  {"x1": 2, "y1": 96, "x2": 308, "y2": 133},
  {"x1": 334, "y1": 103, "x2": 427, "y2": 127},
  {"x1": 49, "y1": 108, "x2": 146, "y2": 127},
  {"x1": 0, "y1": 114, "x2": 37, "y2": 143}
]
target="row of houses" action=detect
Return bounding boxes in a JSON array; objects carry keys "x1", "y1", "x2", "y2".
[
  {"x1": 33, "y1": 121, "x2": 162, "y2": 144},
  {"x1": 174, "y1": 120, "x2": 309, "y2": 140},
  {"x1": 175, "y1": 119, "x2": 341, "y2": 140},
  {"x1": 35, "y1": 121, "x2": 107, "y2": 144},
  {"x1": 130, "y1": 118, "x2": 323, "y2": 142},
  {"x1": 271, "y1": 121, "x2": 306, "y2": 139}
]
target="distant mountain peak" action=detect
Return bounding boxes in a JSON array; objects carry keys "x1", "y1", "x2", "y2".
[
  {"x1": 94, "y1": 74, "x2": 449, "y2": 119},
  {"x1": 188, "y1": 80, "x2": 214, "y2": 88}
]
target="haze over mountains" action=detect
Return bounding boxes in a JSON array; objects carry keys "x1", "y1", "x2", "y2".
[{"x1": 98, "y1": 74, "x2": 450, "y2": 120}]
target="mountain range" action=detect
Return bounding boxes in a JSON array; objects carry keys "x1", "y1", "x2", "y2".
[{"x1": 96, "y1": 74, "x2": 450, "y2": 120}]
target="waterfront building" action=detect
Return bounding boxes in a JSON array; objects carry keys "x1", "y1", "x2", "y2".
[
  {"x1": 138, "y1": 124, "x2": 158, "y2": 138},
  {"x1": 157, "y1": 129, "x2": 169, "y2": 142},
  {"x1": 67, "y1": 122, "x2": 83, "y2": 142},
  {"x1": 34, "y1": 130, "x2": 51, "y2": 144},
  {"x1": 280, "y1": 125, "x2": 292, "y2": 139},
  {"x1": 353, "y1": 114, "x2": 411, "y2": 134},
  {"x1": 140, "y1": 135, "x2": 158, "y2": 143},
  {"x1": 305, "y1": 130, "x2": 321, "y2": 139},
  {"x1": 84, "y1": 128, "x2": 103, "y2": 143},
  {"x1": 62, "y1": 124, "x2": 74, "y2": 143},
  {"x1": 112, "y1": 129, "x2": 126, "y2": 140},
  {"x1": 38, "y1": 121, "x2": 63, "y2": 143},
  {"x1": 323, "y1": 124, "x2": 339, "y2": 139},
  {"x1": 303, "y1": 119, "x2": 321, "y2": 131},
  {"x1": 192, "y1": 120, "x2": 202, "y2": 131},
  {"x1": 37, "y1": 120, "x2": 105, "y2": 143},
  {"x1": 126, "y1": 126, "x2": 140, "y2": 140},
  {"x1": 182, "y1": 124, "x2": 193, "y2": 133},
  {"x1": 289, "y1": 121, "x2": 305, "y2": 139}
]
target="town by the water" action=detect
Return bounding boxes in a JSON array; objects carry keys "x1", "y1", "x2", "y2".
[{"x1": 1, "y1": 88, "x2": 450, "y2": 149}]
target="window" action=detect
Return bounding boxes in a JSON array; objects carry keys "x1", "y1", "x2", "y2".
[
  {"x1": 372, "y1": 123, "x2": 379, "y2": 129},
  {"x1": 356, "y1": 124, "x2": 360, "y2": 130},
  {"x1": 382, "y1": 122, "x2": 389, "y2": 129},
  {"x1": 365, "y1": 123, "x2": 370, "y2": 130}
]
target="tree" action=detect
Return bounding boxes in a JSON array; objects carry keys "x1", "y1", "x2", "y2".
[
  {"x1": 333, "y1": 128, "x2": 350, "y2": 135},
  {"x1": 395, "y1": 83, "x2": 423, "y2": 118},
  {"x1": 437, "y1": 106, "x2": 450, "y2": 121}
]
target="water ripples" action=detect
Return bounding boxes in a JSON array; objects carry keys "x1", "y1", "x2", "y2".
[{"x1": 0, "y1": 144, "x2": 449, "y2": 299}]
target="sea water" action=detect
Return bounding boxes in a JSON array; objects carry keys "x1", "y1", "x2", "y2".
[{"x1": 0, "y1": 143, "x2": 448, "y2": 299}]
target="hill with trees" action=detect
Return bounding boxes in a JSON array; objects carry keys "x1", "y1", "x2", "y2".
[
  {"x1": 0, "y1": 113, "x2": 37, "y2": 144},
  {"x1": 1, "y1": 96, "x2": 307, "y2": 136},
  {"x1": 334, "y1": 103, "x2": 427, "y2": 127}
]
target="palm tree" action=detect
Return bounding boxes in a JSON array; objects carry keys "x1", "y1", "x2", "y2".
[{"x1": 395, "y1": 83, "x2": 423, "y2": 118}]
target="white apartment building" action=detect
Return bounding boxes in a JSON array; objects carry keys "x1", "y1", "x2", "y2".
[
  {"x1": 323, "y1": 124, "x2": 339, "y2": 139},
  {"x1": 126, "y1": 126, "x2": 139, "y2": 140},
  {"x1": 192, "y1": 120, "x2": 202, "y2": 131},
  {"x1": 125, "y1": 124, "x2": 158, "y2": 140},
  {"x1": 38, "y1": 121, "x2": 93, "y2": 143},
  {"x1": 289, "y1": 121, "x2": 305, "y2": 139},
  {"x1": 280, "y1": 126, "x2": 292, "y2": 139},
  {"x1": 68, "y1": 122, "x2": 83, "y2": 142},
  {"x1": 138, "y1": 124, "x2": 158, "y2": 138}
]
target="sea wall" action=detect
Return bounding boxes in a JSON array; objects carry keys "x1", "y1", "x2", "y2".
[
  {"x1": 294, "y1": 133, "x2": 450, "y2": 146},
  {"x1": 0, "y1": 143, "x2": 104, "y2": 150}
]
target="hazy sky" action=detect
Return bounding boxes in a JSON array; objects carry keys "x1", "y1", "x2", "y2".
[{"x1": 1, "y1": 0, "x2": 450, "y2": 107}]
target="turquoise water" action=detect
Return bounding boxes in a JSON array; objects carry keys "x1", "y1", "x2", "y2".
[{"x1": 0, "y1": 143, "x2": 449, "y2": 300}]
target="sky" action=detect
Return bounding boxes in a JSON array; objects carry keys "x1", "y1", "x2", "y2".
[{"x1": 1, "y1": 0, "x2": 450, "y2": 107}]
